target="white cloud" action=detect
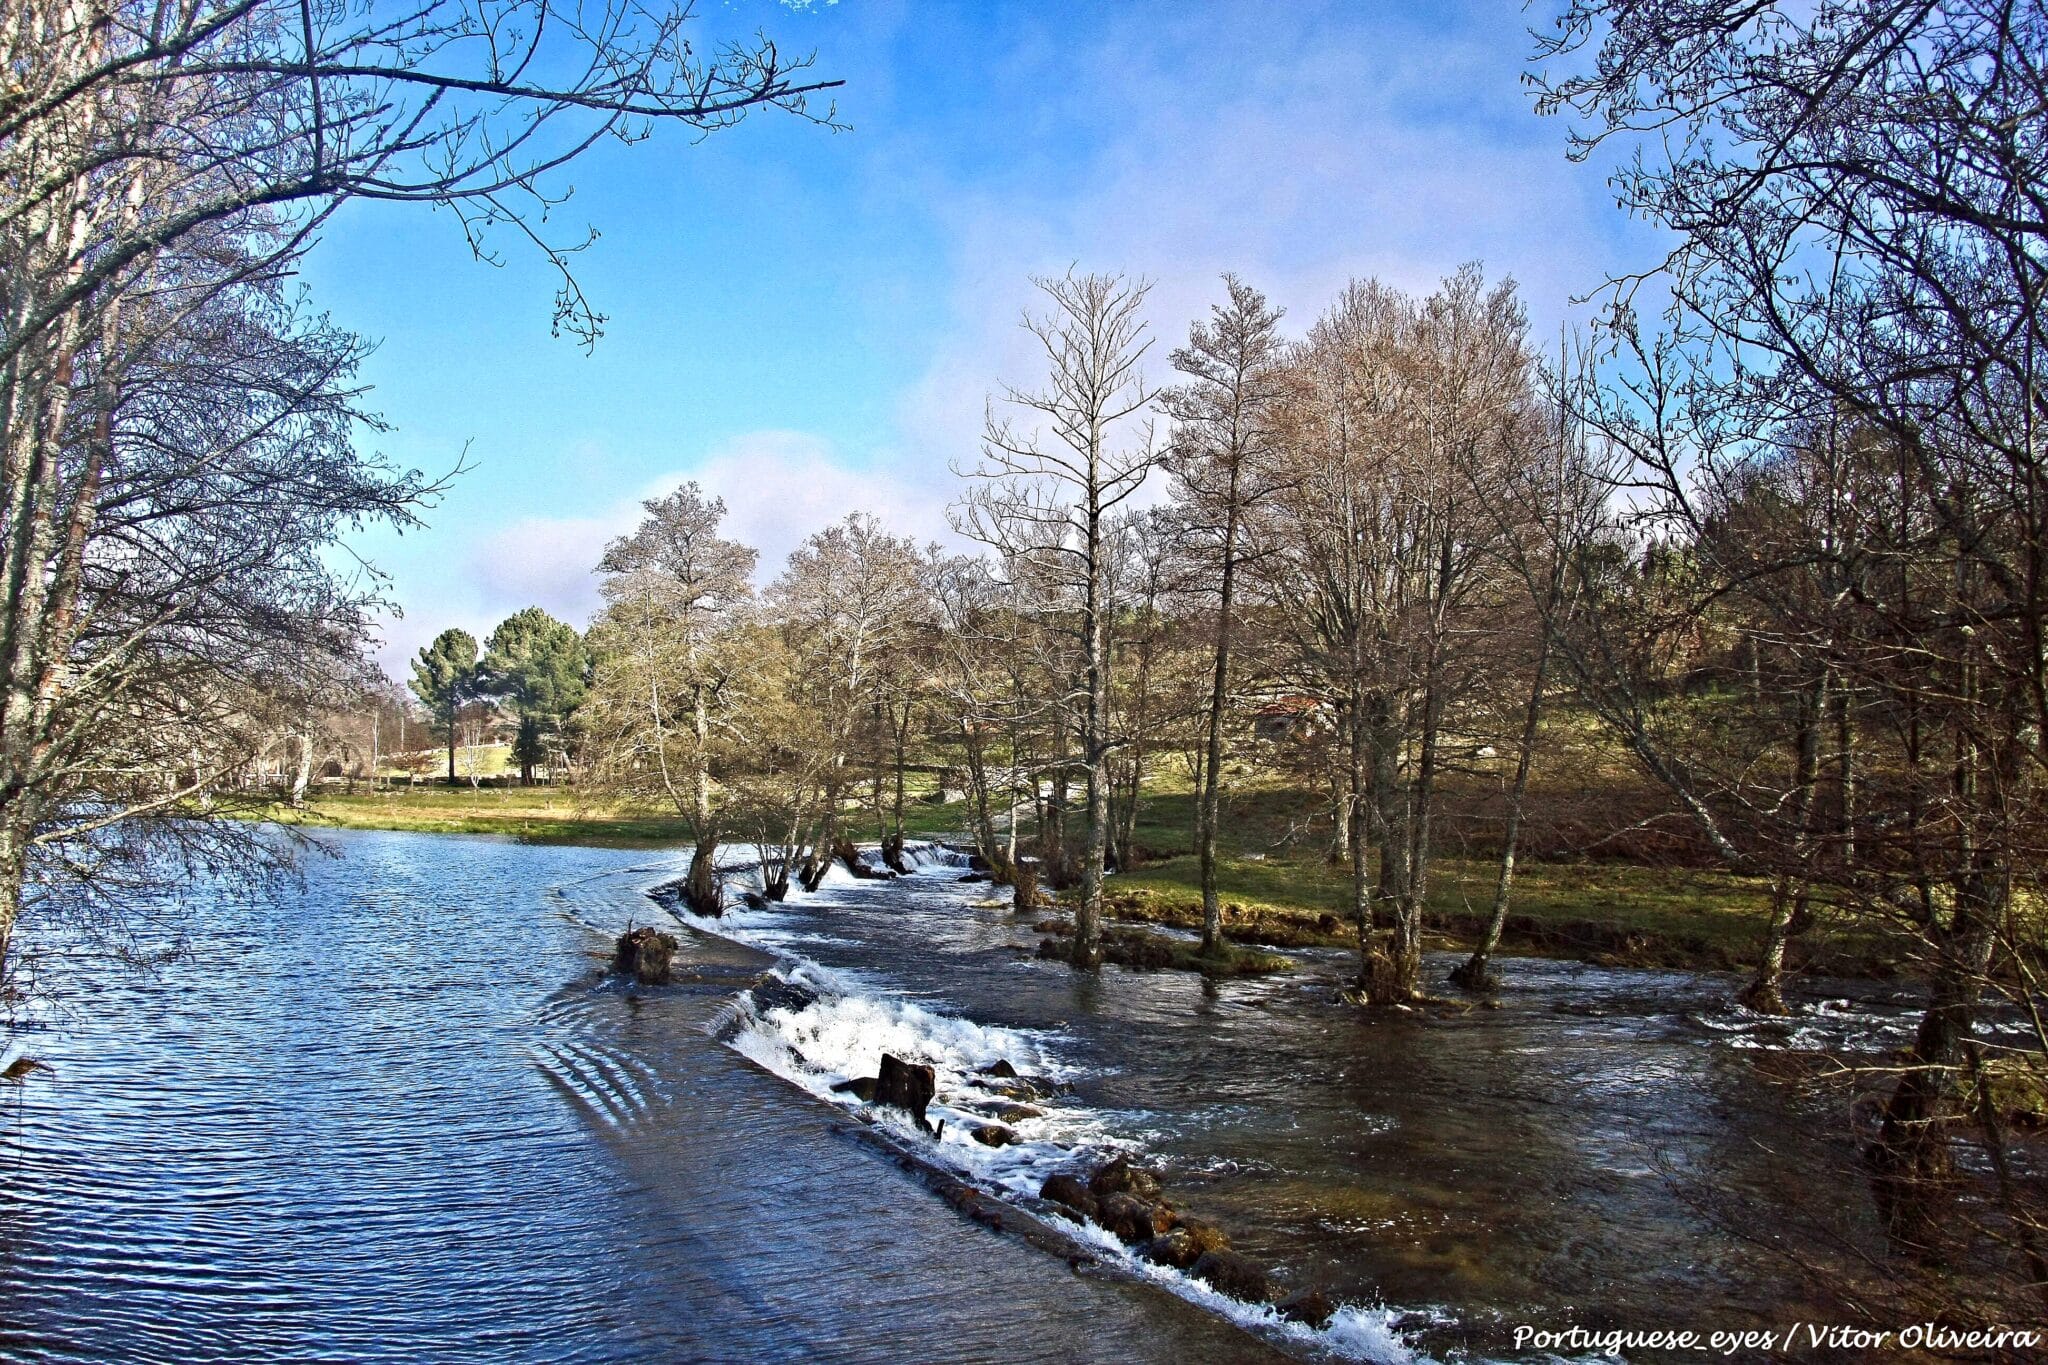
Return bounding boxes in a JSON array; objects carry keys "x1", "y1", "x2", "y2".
[{"x1": 374, "y1": 427, "x2": 961, "y2": 678}]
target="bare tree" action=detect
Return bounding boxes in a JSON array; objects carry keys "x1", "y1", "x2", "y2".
[
  {"x1": 768, "y1": 514, "x2": 926, "y2": 882},
  {"x1": 956, "y1": 269, "x2": 1159, "y2": 966},
  {"x1": 0, "y1": 0, "x2": 838, "y2": 990},
  {"x1": 1163, "y1": 276, "x2": 1288, "y2": 951},
  {"x1": 1537, "y1": 0, "x2": 2048, "y2": 1283},
  {"x1": 586, "y1": 484, "x2": 757, "y2": 914},
  {"x1": 1260, "y1": 268, "x2": 1538, "y2": 1004}
]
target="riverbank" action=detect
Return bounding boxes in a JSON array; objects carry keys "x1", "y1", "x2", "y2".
[
  {"x1": 267, "y1": 787, "x2": 697, "y2": 843},
  {"x1": 271, "y1": 784, "x2": 1900, "y2": 979}
]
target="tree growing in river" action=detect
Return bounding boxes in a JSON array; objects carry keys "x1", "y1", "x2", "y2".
[
  {"x1": 1162, "y1": 276, "x2": 1289, "y2": 951},
  {"x1": 585, "y1": 484, "x2": 758, "y2": 914},
  {"x1": 1537, "y1": 0, "x2": 2048, "y2": 1286},
  {"x1": 957, "y1": 270, "x2": 1160, "y2": 966},
  {"x1": 1258, "y1": 268, "x2": 1541, "y2": 1004},
  {"x1": 768, "y1": 515, "x2": 928, "y2": 880}
]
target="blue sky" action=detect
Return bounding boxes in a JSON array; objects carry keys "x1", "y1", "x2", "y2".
[{"x1": 309, "y1": 0, "x2": 1654, "y2": 675}]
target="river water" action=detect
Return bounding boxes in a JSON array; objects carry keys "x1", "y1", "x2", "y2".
[{"x1": 0, "y1": 829, "x2": 1933, "y2": 1361}]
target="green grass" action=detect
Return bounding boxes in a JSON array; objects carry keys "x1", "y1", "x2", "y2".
[
  {"x1": 283, "y1": 767, "x2": 1898, "y2": 974},
  {"x1": 1105, "y1": 853, "x2": 1792, "y2": 970},
  {"x1": 273, "y1": 786, "x2": 697, "y2": 845}
]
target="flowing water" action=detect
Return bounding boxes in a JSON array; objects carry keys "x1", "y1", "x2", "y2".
[{"x1": 0, "y1": 829, "x2": 1938, "y2": 1361}]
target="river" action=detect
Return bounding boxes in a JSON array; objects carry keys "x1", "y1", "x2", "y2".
[{"x1": 0, "y1": 828, "x2": 1934, "y2": 1361}]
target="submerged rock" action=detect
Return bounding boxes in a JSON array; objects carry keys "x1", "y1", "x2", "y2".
[
  {"x1": 613, "y1": 927, "x2": 679, "y2": 985},
  {"x1": 980, "y1": 1074, "x2": 1056, "y2": 1102},
  {"x1": 1191, "y1": 1249, "x2": 1276, "y2": 1304},
  {"x1": 1278, "y1": 1285, "x2": 1335, "y2": 1328},
  {"x1": 1175, "y1": 1216, "x2": 1230, "y2": 1257},
  {"x1": 989, "y1": 1101, "x2": 1044, "y2": 1123},
  {"x1": 834, "y1": 840, "x2": 899, "y2": 880},
  {"x1": 750, "y1": 975, "x2": 819, "y2": 1015}
]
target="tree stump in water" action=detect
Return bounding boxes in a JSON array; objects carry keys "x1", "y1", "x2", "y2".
[
  {"x1": 834, "y1": 840, "x2": 897, "y2": 880},
  {"x1": 873, "y1": 1053, "x2": 938, "y2": 1133},
  {"x1": 614, "y1": 927, "x2": 679, "y2": 985}
]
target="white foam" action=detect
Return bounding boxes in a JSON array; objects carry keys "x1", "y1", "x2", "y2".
[{"x1": 667, "y1": 847, "x2": 1431, "y2": 1364}]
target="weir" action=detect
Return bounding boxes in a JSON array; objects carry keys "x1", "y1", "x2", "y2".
[{"x1": 0, "y1": 829, "x2": 1957, "y2": 1363}]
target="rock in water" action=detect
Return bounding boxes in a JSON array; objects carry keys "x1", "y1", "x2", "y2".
[
  {"x1": 873, "y1": 1053, "x2": 938, "y2": 1134},
  {"x1": 970, "y1": 1124, "x2": 1016, "y2": 1148},
  {"x1": 1175, "y1": 1217, "x2": 1230, "y2": 1256},
  {"x1": 1141, "y1": 1228, "x2": 1202, "y2": 1269},
  {"x1": 1278, "y1": 1285, "x2": 1335, "y2": 1328},
  {"x1": 1039, "y1": 1173, "x2": 1097, "y2": 1222},
  {"x1": 1191, "y1": 1250, "x2": 1276, "y2": 1304},
  {"x1": 613, "y1": 927, "x2": 679, "y2": 985},
  {"x1": 1099, "y1": 1192, "x2": 1174, "y2": 1245},
  {"x1": 831, "y1": 1076, "x2": 879, "y2": 1102},
  {"x1": 750, "y1": 975, "x2": 819, "y2": 1015},
  {"x1": 1088, "y1": 1155, "x2": 1163, "y2": 1202}
]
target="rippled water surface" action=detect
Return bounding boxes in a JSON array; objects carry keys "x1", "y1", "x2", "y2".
[
  {"x1": 0, "y1": 830, "x2": 1286, "y2": 1363},
  {"x1": 686, "y1": 846, "x2": 1927, "y2": 1361}
]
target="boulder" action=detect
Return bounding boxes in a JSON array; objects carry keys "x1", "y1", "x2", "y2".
[
  {"x1": 1039, "y1": 1173, "x2": 1098, "y2": 1222},
  {"x1": 613, "y1": 927, "x2": 679, "y2": 985},
  {"x1": 978, "y1": 1059, "x2": 1019, "y2": 1079},
  {"x1": 873, "y1": 1053, "x2": 938, "y2": 1134},
  {"x1": 750, "y1": 975, "x2": 819, "y2": 1015},
  {"x1": 1191, "y1": 1250, "x2": 1276, "y2": 1304},
  {"x1": 970, "y1": 1124, "x2": 1016, "y2": 1148},
  {"x1": 1278, "y1": 1285, "x2": 1335, "y2": 1328},
  {"x1": 831, "y1": 1076, "x2": 879, "y2": 1102},
  {"x1": 1175, "y1": 1216, "x2": 1231, "y2": 1256},
  {"x1": 1099, "y1": 1192, "x2": 1174, "y2": 1245},
  {"x1": 990, "y1": 1102, "x2": 1044, "y2": 1123},
  {"x1": 1141, "y1": 1228, "x2": 1202, "y2": 1269},
  {"x1": 1088, "y1": 1155, "x2": 1162, "y2": 1202}
]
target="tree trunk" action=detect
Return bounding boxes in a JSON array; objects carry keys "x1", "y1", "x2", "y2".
[
  {"x1": 1363, "y1": 694, "x2": 1414, "y2": 1003},
  {"x1": 685, "y1": 832, "x2": 723, "y2": 915},
  {"x1": 446, "y1": 715, "x2": 457, "y2": 785},
  {"x1": 0, "y1": 815, "x2": 30, "y2": 998},
  {"x1": 1198, "y1": 498, "x2": 1240, "y2": 951},
  {"x1": 1346, "y1": 693, "x2": 1374, "y2": 981},
  {"x1": 289, "y1": 729, "x2": 313, "y2": 808},
  {"x1": 1742, "y1": 673, "x2": 1828, "y2": 1014},
  {"x1": 1868, "y1": 867, "x2": 2003, "y2": 1254},
  {"x1": 1451, "y1": 637, "x2": 1549, "y2": 993}
]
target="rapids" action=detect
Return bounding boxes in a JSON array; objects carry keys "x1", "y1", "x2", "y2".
[{"x1": 0, "y1": 829, "x2": 1930, "y2": 1361}]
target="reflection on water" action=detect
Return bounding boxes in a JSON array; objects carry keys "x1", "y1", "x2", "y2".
[{"x1": 0, "y1": 830, "x2": 1286, "y2": 1364}]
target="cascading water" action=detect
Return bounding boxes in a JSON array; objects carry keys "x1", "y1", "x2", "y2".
[{"x1": 0, "y1": 828, "x2": 1945, "y2": 1364}]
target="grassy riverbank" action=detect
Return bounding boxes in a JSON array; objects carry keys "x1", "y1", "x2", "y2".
[
  {"x1": 269, "y1": 787, "x2": 697, "y2": 844},
  {"x1": 274, "y1": 779, "x2": 1895, "y2": 977}
]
